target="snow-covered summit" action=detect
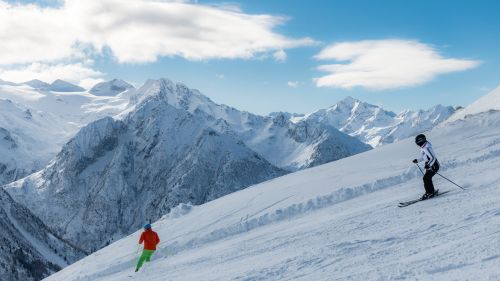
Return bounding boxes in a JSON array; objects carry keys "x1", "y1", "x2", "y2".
[
  {"x1": 23, "y1": 79, "x2": 51, "y2": 90},
  {"x1": 21, "y1": 79, "x2": 85, "y2": 92},
  {"x1": 268, "y1": 111, "x2": 305, "y2": 120},
  {"x1": 49, "y1": 79, "x2": 85, "y2": 92},
  {"x1": 129, "y1": 78, "x2": 218, "y2": 115},
  {"x1": 89, "y1": 79, "x2": 134, "y2": 96},
  {"x1": 292, "y1": 97, "x2": 454, "y2": 147},
  {"x1": 128, "y1": 78, "x2": 371, "y2": 170},
  {"x1": 302, "y1": 96, "x2": 396, "y2": 130}
]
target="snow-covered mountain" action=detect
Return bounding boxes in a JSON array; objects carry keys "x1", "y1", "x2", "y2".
[
  {"x1": 90, "y1": 79, "x2": 134, "y2": 96},
  {"x1": 5, "y1": 99, "x2": 285, "y2": 254},
  {"x1": 268, "y1": 111, "x2": 305, "y2": 120},
  {"x1": 0, "y1": 79, "x2": 368, "y2": 188},
  {"x1": 0, "y1": 81, "x2": 130, "y2": 125},
  {"x1": 42, "y1": 87, "x2": 500, "y2": 281},
  {"x1": 48, "y1": 79, "x2": 86, "y2": 92},
  {"x1": 1, "y1": 79, "x2": 369, "y2": 262},
  {"x1": 0, "y1": 99, "x2": 77, "y2": 185},
  {"x1": 0, "y1": 81, "x2": 130, "y2": 185},
  {"x1": 0, "y1": 188, "x2": 86, "y2": 281},
  {"x1": 4, "y1": 79, "x2": 369, "y2": 256},
  {"x1": 23, "y1": 79, "x2": 51, "y2": 90},
  {"x1": 128, "y1": 79, "x2": 370, "y2": 170},
  {"x1": 292, "y1": 96, "x2": 455, "y2": 147},
  {"x1": 22, "y1": 79, "x2": 85, "y2": 92},
  {"x1": 0, "y1": 78, "x2": 18, "y2": 86}
]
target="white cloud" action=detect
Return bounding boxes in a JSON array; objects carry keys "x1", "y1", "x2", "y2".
[
  {"x1": 0, "y1": 62, "x2": 105, "y2": 88},
  {"x1": 287, "y1": 81, "x2": 300, "y2": 88},
  {"x1": 273, "y1": 49, "x2": 287, "y2": 62},
  {"x1": 313, "y1": 39, "x2": 481, "y2": 90},
  {"x1": 0, "y1": 0, "x2": 315, "y2": 65},
  {"x1": 216, "y1": 74, "x2": 225, "y2": 79}
]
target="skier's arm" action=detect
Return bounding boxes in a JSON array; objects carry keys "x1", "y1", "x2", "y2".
[
  {"x1": 139, "y1": 233, "x2": 144, "y2": 244},
  {"x1": 413, "y1": 151, "x2": 425, "y2": 163},
  {"x1": 422, "y1": 146, "x2": 436, "y2": 166},
  {"x1": 156, "y1": 233, "x2": 160, "y2": 245}
]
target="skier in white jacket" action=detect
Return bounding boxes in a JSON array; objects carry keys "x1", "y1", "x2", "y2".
[{"x1": 412, "y1": 134, "x2": 440, "y2": 200}]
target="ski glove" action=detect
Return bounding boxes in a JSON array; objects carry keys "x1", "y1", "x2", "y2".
[
  {"x1": 412, "y1": 159, "x2": 418, "y2": 163},
  {"x1": 424, "y1": 163, "x2": 430, "y2": 170}
]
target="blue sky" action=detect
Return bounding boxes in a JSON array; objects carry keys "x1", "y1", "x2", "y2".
[{"x1": 1, "y1": 0, "x2": 499, "y2": 115}]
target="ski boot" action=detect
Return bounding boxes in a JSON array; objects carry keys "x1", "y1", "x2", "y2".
[{"x1": 421, "y1": 189, "x2": 439, "y2": 200}]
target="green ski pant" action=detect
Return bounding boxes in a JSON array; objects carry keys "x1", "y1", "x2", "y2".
[{"x1": 136, "y1": 249, "x2": 155, "y2": 271}]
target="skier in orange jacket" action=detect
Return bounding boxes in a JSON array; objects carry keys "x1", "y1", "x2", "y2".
[{"x1": 135, "y1": 224, "x2": 160, "y2": 272}]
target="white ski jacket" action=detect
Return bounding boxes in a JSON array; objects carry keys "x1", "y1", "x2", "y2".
[{"x1": 417, "y1": 141, "x2": 438, "y2": 167}]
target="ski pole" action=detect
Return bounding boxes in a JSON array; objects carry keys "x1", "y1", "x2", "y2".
[
  {"x1": 435, "y1": 172, "x2": 466, "y2": 190},
  {"x1": 132, "y1": 244, "x2": 141, "y2": 268},
  {"x1": 416, "y1": 163, "x2": 465, "y2": 190},
  {"x1": 415, "y1": 163, "x2": 424, "y2": 175}
]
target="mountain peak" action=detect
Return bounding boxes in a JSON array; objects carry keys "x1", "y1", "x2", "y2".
[
  {"x1": 21, "y1": 79, "x2": 85, "y2": 92},
  {"x1": 339, "y1": 96, "x2": 359, "y2": 105},
  {"x1": 130, "y1": 78, "x2": 216, "y2": 116},
  {"x1": 50, "y1": 79, "x2": 85, "y2": 92},
  {"x1": 0, "y1": 78, "x2": 18, "y2": 86},
  {"x1": 90, "y1": 79, "x2": 134, "y2": 96},
  {"x1": 23, "y1": 79, "x2": 51, "y2": 89}
]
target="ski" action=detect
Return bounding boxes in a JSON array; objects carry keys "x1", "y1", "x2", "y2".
[
  {"x1": 398, "y1": 198, "x2": 422, "y2": 207},
  {"x1": 398, "y1": 190, "x2": 451, "y2": 207}
]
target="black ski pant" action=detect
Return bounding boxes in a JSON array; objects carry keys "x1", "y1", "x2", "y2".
[{"x1": 423, "y1": 162, "x2": 439, "y2": 194}]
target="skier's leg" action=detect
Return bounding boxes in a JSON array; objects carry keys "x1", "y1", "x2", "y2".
[
  {"x1": 423, "y1": 170, "x2": 436, "y2": 194},
  {"x1": 136, "y1": 250, "x2": 153, "y2": 271},
  {"x1": 136, "y1": 252, "x2": 146, "y2": 271},
  {"x1": 145, "y1": 250, "x2": 154, "y2": 262}
]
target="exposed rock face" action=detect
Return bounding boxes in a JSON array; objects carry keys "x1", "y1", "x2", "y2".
[{"x1": 0, "y1": 189, "x2": 86, "y2": 281}]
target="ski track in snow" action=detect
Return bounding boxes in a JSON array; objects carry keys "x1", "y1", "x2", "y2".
[{"x1": 44, "y1": 110, "x2": 500, "y2": 280}]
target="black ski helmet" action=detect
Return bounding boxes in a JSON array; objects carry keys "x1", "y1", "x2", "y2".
[{"x1": 415, "y1": 134, "x2": 426, "y2": 146}]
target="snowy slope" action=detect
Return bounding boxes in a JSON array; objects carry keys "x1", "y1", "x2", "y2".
[
  {"x1": 0, "y1": 99, "x2": 77, "y2": 185},
  {"x1": 445, "y1": 86, "x2": 500, "y2": 123},
  {"x1": 292, "y1": 97, "x2": 455, "y2": 147},
  {"x1": 43, "y1": 97, "x2": 500, "y2": 280}
]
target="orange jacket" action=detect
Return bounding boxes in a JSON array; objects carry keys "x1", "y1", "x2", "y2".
[{"x1": 139, "y1": 229, "x2": 160, "y2": 251}]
